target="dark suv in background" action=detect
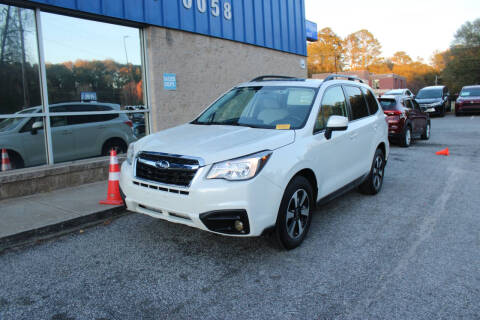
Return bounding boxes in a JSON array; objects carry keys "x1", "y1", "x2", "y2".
[
  {"x1": 415, "y1": 85, "x2": 450, "y2": 116},
  {"x1": 455, "y1": 85, "x2": 480, "y2": 116},
  {"x1": 379, "y1": 95, "x2": 430, "y2": 147}
]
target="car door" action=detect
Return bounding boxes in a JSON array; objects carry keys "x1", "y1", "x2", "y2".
[
  {"x1": 403, "y1": 98, "x2": 423, "y2": 135},
  {"x1": 65, "y1": 105, "x2": 103, "y2": 158},
  {"x1": 49, "y1": 106, "x2": 77, "y2": 162},
  {"x1": 343, "y1": 85, "x2": 376, "y2": 179},
  {"x1": 411, "y1": 99, "x2": 427, "y2": 133},
  {"x1": 18, "y1": 116, "x2": 47, "y2": 166},
  {"x1": 310, "y1": 85, "x2": 356, "y2": 197}
]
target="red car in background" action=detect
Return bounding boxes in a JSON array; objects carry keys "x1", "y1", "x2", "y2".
[
  {"x1": 455, "y1": 85, "x2": 480, "y2": 116},
  {"x1": 379, "y1": 95, "x2": 431, "y2": 147}
]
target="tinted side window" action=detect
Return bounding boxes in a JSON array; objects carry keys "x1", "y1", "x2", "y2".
[
  {"x1": 344, "y1": 86, "x2": 369, "y2": 120},
  {"x1": 314, "y1": 86, "x2": 348, "y2": 132},
  {"x1": 362, "y1": 88, "x2": 379, "y2": 114},
  {"x1": 403, "y1": 99, "x2": 413, "y2": 109}
]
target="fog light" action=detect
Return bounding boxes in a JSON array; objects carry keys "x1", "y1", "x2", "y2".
[{"x1": 234, "y1": 220, "x2": 244, "y2": 232}]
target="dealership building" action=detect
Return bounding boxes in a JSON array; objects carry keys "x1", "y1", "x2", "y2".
[{"x1": 0, "y1": 0, "x2": 316, "y2": 198}]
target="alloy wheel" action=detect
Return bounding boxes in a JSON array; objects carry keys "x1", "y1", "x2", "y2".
[
  {"x1": 286, "y1": 189, "x2": 310, "y2": 239},
  {"x1": 372, "y1": 155, "x2": 384, "y2": 191},
  {"x1": 405, "y1": 128, "x2": 411, "y2": 146}
]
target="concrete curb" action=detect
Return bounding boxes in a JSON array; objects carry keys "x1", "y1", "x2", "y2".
[{"x1": 0, "y1": 206, "x2": 128, "y2": 254}]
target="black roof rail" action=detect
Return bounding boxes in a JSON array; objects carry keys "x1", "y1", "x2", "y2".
[
  {"x1": 323, "y1": 74, "x2": 365, "y2": 84},
  {"x1": 250, "y1": 75, "x2": 302, "y2": 82}
]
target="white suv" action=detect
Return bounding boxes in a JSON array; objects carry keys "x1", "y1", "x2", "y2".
[{"x1": 120, "y1": 75, "x2": 389, "y2": 249}]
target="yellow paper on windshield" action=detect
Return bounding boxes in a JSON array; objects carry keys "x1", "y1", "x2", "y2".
[{"x1": 276, "y1": 124, "x2": 291, "y2": 130}]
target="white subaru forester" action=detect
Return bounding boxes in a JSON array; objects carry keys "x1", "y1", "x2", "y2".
[{"x1": 120, "y1": 75, "x2": 389, "y2": 249}]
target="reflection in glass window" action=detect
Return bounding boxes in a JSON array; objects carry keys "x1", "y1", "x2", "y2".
[
  {"x1": 0, "y1": 4, "x2": 42, "y2": 114},
  {"x1": 315, "y1": 86, "x2": 348, "y2": 132},
  {"x1": 49, "y1": 102, "x2": 137, "y2": 162},
  {"x1": 41, "y1": 12, "x2": 144, "y2": 108}
]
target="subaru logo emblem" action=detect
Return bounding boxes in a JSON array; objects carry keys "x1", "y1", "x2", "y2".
[{"x1": 156, "y1": 160, "x2": 170, "y2": 169}]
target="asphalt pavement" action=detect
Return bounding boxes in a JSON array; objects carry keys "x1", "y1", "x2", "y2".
[{"x1": 1, "y1": 114, "x2": 479, "y2": 320}]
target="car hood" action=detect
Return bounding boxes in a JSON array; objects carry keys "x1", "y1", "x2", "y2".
[
  {"x1": 416, "y1": 98, "x2": 442, "y2": 104},
  {"x1": 134, "y1": 124, "x2": 295, "y2": 165}
]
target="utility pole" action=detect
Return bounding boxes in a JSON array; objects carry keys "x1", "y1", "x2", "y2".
[{"x1": 123, "y1": 35, "x2": 129, "y2": 65}]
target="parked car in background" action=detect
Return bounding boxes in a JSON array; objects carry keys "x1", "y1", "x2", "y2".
[
  {"x1": 455, "y1": 85, "x2": 480, "y2": 116},
  {"x1": 379, "y1": 95, "x2": 430, "y2": 147},
  {"x1": 383, "y1": 88, "x2": 414, "y2": 98},
  {"x1": 0, "y1": 102, "x2": 136, "y2": 169},
  {"x1": 121, "y1": 75, "x2": 389, "y2": 249},
  {"x1": 415, "y1": 85, "x2": 451, "y2": 116}
]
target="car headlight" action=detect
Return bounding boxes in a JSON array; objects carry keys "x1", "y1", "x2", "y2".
[
  {"x1": 431, "y1": 102, "x2": 442, "y2": 107},
  {"x1": 207, "y1": 151, "x2": 272, "y2": 181},
  {"x1": 126, "y1": 143, "x2": 135, "y2": 165}
]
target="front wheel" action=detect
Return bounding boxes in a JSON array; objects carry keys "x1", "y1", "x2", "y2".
[
  {"x1": 102, "y1": 139, "x2": 127, "y2": 156},
  {"x1": 359, "y1": 148, "x2": 385, "y2": 195},
  {"x1": 400, "y1": 127, "x2": 412, "y2": 147},
  {"x1": 421, "y1": 123, "x2": 431, "y2": 140},
  {"x1": 275, "y1": 176, "x2": 313, "y2": 250}
]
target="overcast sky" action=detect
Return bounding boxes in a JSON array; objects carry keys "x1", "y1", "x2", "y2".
[{"x1": 305, "y1": 0, "x2": 480, "y2": 64}]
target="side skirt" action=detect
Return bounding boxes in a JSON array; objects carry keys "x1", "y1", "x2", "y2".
[{"x1": 316, "y1": 174, "x2": 368, "y2": 207}]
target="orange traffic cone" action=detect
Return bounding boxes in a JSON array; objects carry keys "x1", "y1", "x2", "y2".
[
  {"x1": 99, "y1": 149, "x2": 124, "y2": 205},
  {"x1": 436, "y1": 148, "x2": 449, "y2": 156},
  {"x1": 1, "y1": 148, "x2": 11, "y2": 171}
]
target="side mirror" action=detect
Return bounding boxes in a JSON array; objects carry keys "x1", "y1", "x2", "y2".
[
  {"x1": 325, "y1": 115, "x2": 348, "y2": 140},
  {"x1": 31, "y1": 120, "x2": 43, "y2": 135}
]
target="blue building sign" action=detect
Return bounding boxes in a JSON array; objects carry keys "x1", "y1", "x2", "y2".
[
  {"x1": 28, "y1": 0, "x2": 310, "y2": 56},
  {"x1": 306, "y1": 20, "x2": 318, "y2": 42},
  {"x1": 81, "y1": 92, "x2": 97, "y2": 101},
  {"x1": 163, "y1": 74, "x2": 177, "y2": 91}
]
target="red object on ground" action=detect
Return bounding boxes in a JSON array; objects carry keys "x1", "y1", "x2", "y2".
[
  {"x1": 99, "y1": 149, "x2": 124, "y2": 205},
  {"x1": 1, "y1": 148, "x2": 11, "y2": 171},
  {"x1": 436, "y1": 148, "x2": 450, "y2": 156}
]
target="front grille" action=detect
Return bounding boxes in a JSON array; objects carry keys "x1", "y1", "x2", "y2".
[{"x1": 135, "y1": 152, "x2": 199, "y2": 187}]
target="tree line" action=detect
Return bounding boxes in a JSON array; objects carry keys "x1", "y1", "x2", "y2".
[{"x1": 307, "y1": 19, "x2": 480, "y2": 94}]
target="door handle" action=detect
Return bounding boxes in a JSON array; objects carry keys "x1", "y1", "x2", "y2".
[
  {"x1": 373, "y1": 123, "x2": 378, "y2": 130},
  {"x1": 98, "y1": 125, "x2": 107, "y2": 129},
  {"x1": 349, "y1": 132, "x2": 358, "y2": 139},
  {"x1": 61, "y1": 130, "x2": 73, "y2": 135}
]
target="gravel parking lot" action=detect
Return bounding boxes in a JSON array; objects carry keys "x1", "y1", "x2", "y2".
[{"x1": 1, "y1": 114, "x2": 479, "y2": 320}]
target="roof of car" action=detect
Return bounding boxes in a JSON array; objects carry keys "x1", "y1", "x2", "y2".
[
  {"x1": 420, "y1": 86, "x2": 445, "y2": 90},
  {"x1": 239, "y1": 75, "x2": 371, "y2": 89},
  {"x1": 379, "y1": 95, "x2": 400, "y2": 100},
  {"x1": 462, "y1": 85, "x2": 480, "y2": 89}
]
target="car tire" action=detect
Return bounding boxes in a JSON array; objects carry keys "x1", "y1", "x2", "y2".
[
  {"x1": 421, "y1": 122, "x2": 431, "y2": 140},
  {"x1": 275, "y1": 176, "x2": 313, "y2": 250},
  {"x1": 400, "y1": 126, "x2": 412, "y2": 147},
  {"x1": 7, "y1": 151, "x2": 25, "y2": 170},
  {"x1": 440, "y1": 106, "x2": 446, "y2": 117},
  {"x1": 359, "y1": 148, "x2": 385, "y2": 195},
  {"x1": 102, "y1": 139, "x2": 127, "y2": 156}
]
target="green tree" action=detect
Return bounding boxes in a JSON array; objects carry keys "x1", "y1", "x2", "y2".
[{"x1": 441, "y1": 18, "x2": 480, "y2": 93}]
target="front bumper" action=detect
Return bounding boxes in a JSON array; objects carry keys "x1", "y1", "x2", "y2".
[
  {"x1": 119, "y1": 161, "x2": 283, "y2": 237},
  {"x1": 421, "y1": 105, "x2": 443, "y2": 115}
]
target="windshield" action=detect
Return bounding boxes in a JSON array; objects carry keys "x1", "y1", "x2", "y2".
[
  {"x1": 0, "y1": 108, "x2": 38, "y2": 132},
  {"x1": 379, "y1": 99, "x2": 397, "y2": 111},
  {"x1": 384, "y1": 90, "x2": 402, "y2": 95},
  {"x1": 460, "y1": 87, "x2": 480, "y2": 97},
  {"x1": 416, "y1": 89, "x2": 442, "y2": 99},
  {"x1": 192, "y1": 86, "x2": 318, "y2": 129}
]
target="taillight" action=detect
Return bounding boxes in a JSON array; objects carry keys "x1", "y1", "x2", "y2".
[
  {"x1": 384, "y1": 110, "x2": 405, "y2": 122},
  {"x1": 125, "y1": 120, "x2": 133, "y2": 128}
]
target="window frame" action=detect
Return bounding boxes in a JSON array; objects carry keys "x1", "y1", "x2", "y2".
[
  {"x1": 0, "y1": 4, "x2": 151, "y2": 167},
  {"x1": 313, "y1": 84, "x2": 349, "y2": 135},
  {"x1": 342, "y1": 85, "x2": 371, "y2": 122}
]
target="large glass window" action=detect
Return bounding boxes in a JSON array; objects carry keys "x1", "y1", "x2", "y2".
[
  {"x1": 0, "y1": 4, "x2": 47, "y2": 170},
  {"x1": 0, "y1": 4, "x2": 41, "y2": 114},
  {"x1": 362, "y1": 87, "x2": 379, "y2": 114},
  {"x1": 0, "y1": 4, "x2": 148, "y2": 172}
]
